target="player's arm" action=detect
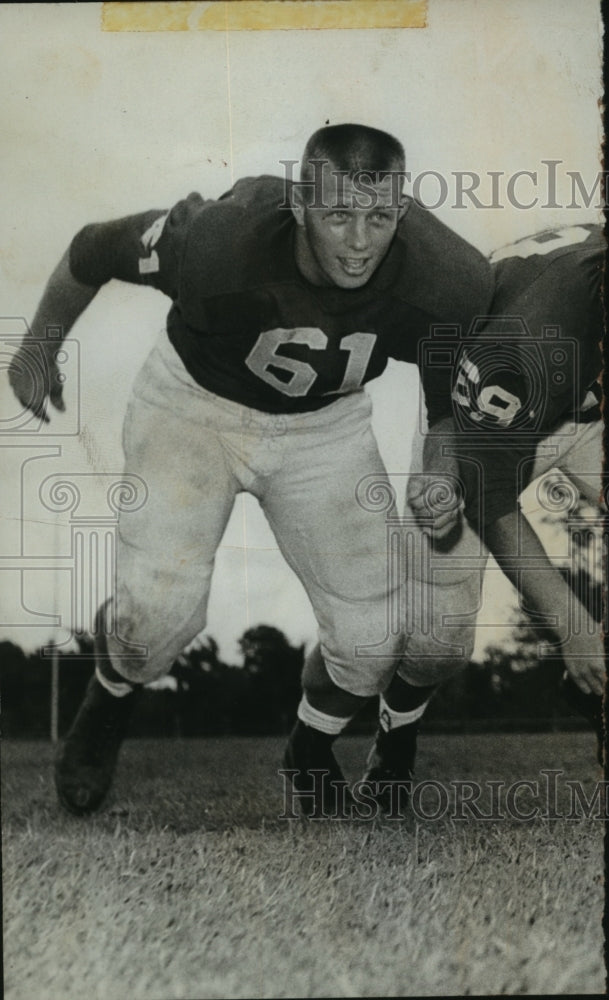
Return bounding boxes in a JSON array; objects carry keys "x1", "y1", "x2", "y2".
[
  {"x1": 8, "y1": 203, "x2": 188, "y2": 422},
  {"x1": 482, "y1": 508, "x2": 604, "y2": 697},
  {"x1": 408, "y1": 363, "x2": 464, "y2": 541},
  {"x1": 406, "y1": 416, "x2": 464, "y2": 541},
  {"x1": 8, "y1": 251, "x2": 100, "y2": 422},
  {"x1": 450, "y1": 423, "x2": 604, "y2": 697}
]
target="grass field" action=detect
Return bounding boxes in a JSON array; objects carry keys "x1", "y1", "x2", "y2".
[{"x1": 2, "y1": 732, "x2": 606, "y2": 998}]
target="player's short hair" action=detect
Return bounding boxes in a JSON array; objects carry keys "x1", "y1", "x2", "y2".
[{"x1": 301, "y1": 123, "x2": 405, "y2": 182}]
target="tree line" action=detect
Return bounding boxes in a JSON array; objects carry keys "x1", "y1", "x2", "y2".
[{"x1": 0, "y1": 620, "x2": 590, "y2": 739}]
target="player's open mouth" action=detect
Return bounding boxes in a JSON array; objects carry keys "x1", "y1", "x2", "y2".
[{"x1": 338, "y1": 257, "x2": 370, "y2": 276}]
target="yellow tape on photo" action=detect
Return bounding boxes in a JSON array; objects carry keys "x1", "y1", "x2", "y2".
[{"x1": 102, "y1": 1, "x2": 428, "y2": 33}]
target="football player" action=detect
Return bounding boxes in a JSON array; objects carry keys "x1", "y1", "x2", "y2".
[
  {"x1": 9, "y1": 123, "x2": 492, "y2": 819},
  {"x1": 365, "y1": 223, "x2": 606, "y2": 802}
]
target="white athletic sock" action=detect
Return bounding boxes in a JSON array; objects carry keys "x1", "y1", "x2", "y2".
[
  {"x1": 378, "y1": 694, "x2": 430, "y2": 732},
  {"x1": 297, "y1": 695, "x2": 350, "y2": 736},
  {"x1": 95, "y1": 665, "x2": 133, "y2": 698}
]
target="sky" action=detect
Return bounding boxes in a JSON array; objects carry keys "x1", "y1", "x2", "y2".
[{"x1": 0, "y1": 0, "x2": 603, "y2": 663}]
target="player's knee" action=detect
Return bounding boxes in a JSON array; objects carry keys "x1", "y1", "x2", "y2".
[
  {"x1": 104, "y1": 592, "x2": 207, "y2": 685},
  {"x1": 103, "y1": 642, "x2": 170, "y2": 686},
  {"x1": 323, "y1": 652, "x2": 400, "y2": 698},
  {"x1": 400, "y1": 632, "x2": 475, "y2": 686},
  {"x1": 398, "y1": 657, "x2": 460, "y2": 687},
  {"x1": 103, "y1": 615, "x2": 183, "y2": 685}
]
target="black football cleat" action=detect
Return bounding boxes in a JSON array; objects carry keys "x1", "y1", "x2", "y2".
[
  {"x1": 560, "y1": 675, "x2": 605, "y2": 766},
  {"x1": 54, "y1": 673, "x2": 138, "y2": 815},
  {"x1": 361, "y1": 721, "x2": 419, "y2": 817},
  {"x1": 282, "y1": 720, "x2": 354, "y2": 819}
]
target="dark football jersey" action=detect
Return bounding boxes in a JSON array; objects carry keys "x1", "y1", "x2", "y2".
[
  {"x1": 448, "y1": 224, "x2": 605, "y2": 528},
  {"x1": 69, "y1": 175, "x2": 493, "y2": 419}
]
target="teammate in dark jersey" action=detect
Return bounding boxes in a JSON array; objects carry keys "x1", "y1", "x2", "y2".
[
  {"x1": 9, "y1": 124, "x2": 492, "y2": 818},
  {"x1": 452, "y1": 223, "x2": 603, "y2": 528},
  {"x1": 364, "y1": 224, "x2": 605, "y2": 802}
]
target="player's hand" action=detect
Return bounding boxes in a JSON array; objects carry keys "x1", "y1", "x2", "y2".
[
  {"x1": 8, "y1": 339, "x2": 66, "y2": 423},
  {"x1": 549, "y1": 631, "x2": 606, "y2": 697},
  {"x1": 407, "y1": 473, "x2": 463, "y2": 540}
]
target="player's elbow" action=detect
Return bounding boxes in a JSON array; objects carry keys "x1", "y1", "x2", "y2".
[{"x1": 68, "y1": 223, "x2": 115, "y2": 288}]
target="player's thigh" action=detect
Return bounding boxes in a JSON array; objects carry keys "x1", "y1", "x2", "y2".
[
  {"x1": 119, "y1": 339, "x2": 238, "y2": 564},
  {"x1": 262, "y1": 396, "x2": 399, "y2": 694},
  {"x1": 110, "y1": 341, "x2": 239, "y2": 673},
  {"x1": 264, "y1": 396, "x2": 392, "y2": 600}
]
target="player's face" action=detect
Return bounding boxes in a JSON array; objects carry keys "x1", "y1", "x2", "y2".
[{"x1": 292, "y1": 167, "x2": 405, "y2": 289}]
